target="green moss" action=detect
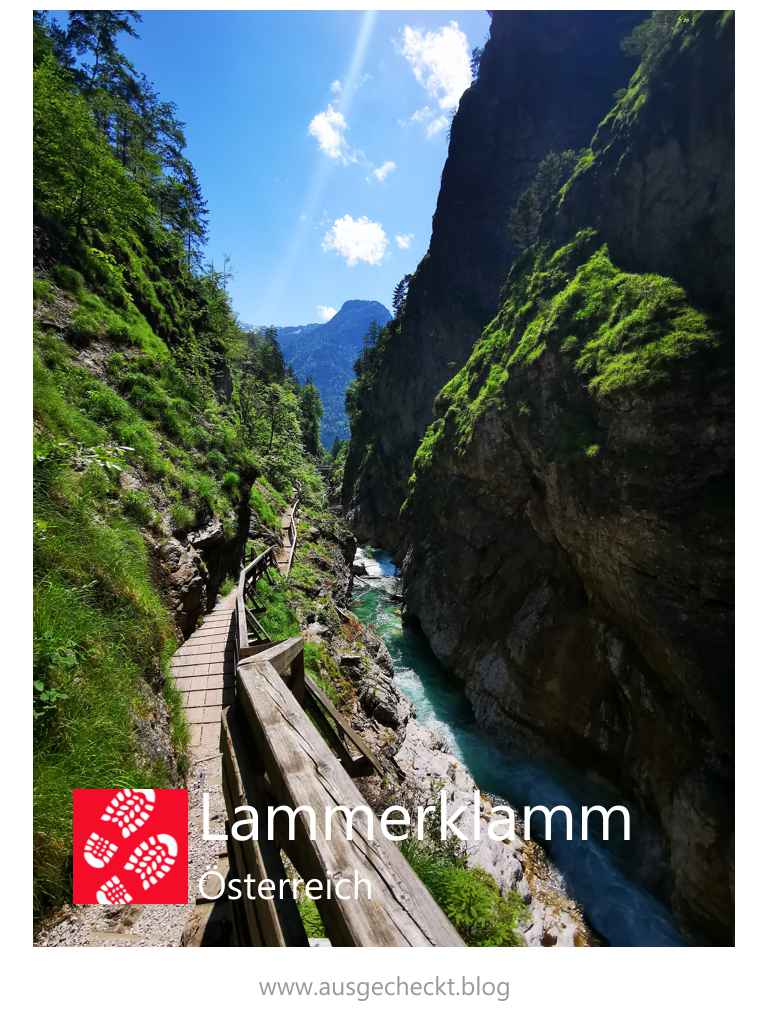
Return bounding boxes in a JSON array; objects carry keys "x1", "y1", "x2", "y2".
[
  {"x1": 52, "y1": 263, "x2": 85, "y2": 296},
  {"x1": 222, "y1": 470, "x2": 240, "y2": 494},
  {"x1": 170, "y1": 502, "x2": 196, "y2": 531},
  {"x1": 69, "y1": 286, "x2": 169, "y2": 361},
  {"x1": 304, "y1": 641, "x2": 354, "y2": 708},
  {"x1": 250, "y1": 576, "x2": 299, "y2": 642},
  {"x1": 297, "y1": 893, "x2": 326, "y2": 938},
  {"x1": 34, "y1": 278, "x2": 54, "y2": 305},
  {"x1": 406, "y1": 233, "x2": 720, "y2": 500},
  {"x1": 250, "y1": 479, "x2": 280, "y2": 530},
  {"x1": 550, "y1": 246, "x2": 719, "y2": 395}
]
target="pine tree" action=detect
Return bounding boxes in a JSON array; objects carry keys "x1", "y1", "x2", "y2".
[
  {"x1": 64, "y1": 11, "x2": 142, "y2": 94},
  {"x1": 299, "y1": 381, "x2": 324, "y2": 457},
  {"x1": 392, "y1": 274, "x2": 412, "y2": 318}
]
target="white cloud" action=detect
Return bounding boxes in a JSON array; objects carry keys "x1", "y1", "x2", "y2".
[
  {"x1": 410, "y1": 105, "x2": 433, "y2": 123},
  {"x1": 308, "y1": 104, "x2": 356, "y2": 163},
  {"x1": 408, "y1": 105, "x2": 449, "y2": 139},
  {"x1": 330, "y1": 79, "x2": 342, "y2": 96},
  {"x1": 372, "y1": 160, "x2": 397, "y2": 183},
  {"x1": 400, "y1": 21, "x2": 471, "y2": 137},
  {"x1": 426, "y1": 115, "x2": 450, "y2": 139},
  {"x1": 322, "y1": 215, "x2": 389, "y2": 267},
  {"x1": 317, "y1": 305, "x2": 337, "y2": 322},
  {"x1": 395, "y1": 233, "x2": 414, "y2": 250}
]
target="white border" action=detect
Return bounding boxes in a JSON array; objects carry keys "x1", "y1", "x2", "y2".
[{"x1": 3, "y1": 0, "x2": 757, "y2": 1017}]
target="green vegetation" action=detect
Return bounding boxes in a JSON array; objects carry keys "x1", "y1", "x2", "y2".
[
  {"x1": 304, "y1": 641, "x2": 355, "y2": 707},
  {"x1": 345, "y1": 321, "x2": 390, "y2": 431},
  {"x1": 33, "y1": 12, "x2": 326, "y2": 921},
  {"x1": 410, "y1": 230, "x2": 720, "y2": 476},
  {"x1": 250, "y1": 575, "x2": 300, "y2": 641},
  {"x1": 508, "y1": 149, "x2": 580, "y2": 250},
  {"x1": 399, "y1": 815, "x2": 528, "y2": 946},
  {"x1": 591, "y1": 11, "x2": 715, "y2": 143},
  {"x1": 325, "y1": 438, "x2": 349, "y2": 502},
  {"x1": 297, "y1": 892, "x2": 326, "y2": 939},
  {"x1": 33, "y1": 448, "x2": 182, "y2": 917},
  {"x1": 218, "y1": 576, "x2": 237, "y2": 597}
]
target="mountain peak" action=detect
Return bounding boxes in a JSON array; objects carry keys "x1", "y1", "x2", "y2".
[
  {"x1": 335, "y1": 299, "x2": 391, "y2": 319},
  {"x1": 275, "y1": 299, "x2": 391, "y2": 446}
]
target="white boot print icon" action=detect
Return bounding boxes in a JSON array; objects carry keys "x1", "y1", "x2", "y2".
[
  {"x1": 98, "y1": 788, "x2": 156, "y2": 838},
  {"x1": 77, "y1": 790, "x2": 184, "y2": 904},
  {"x1": 83, "y1": 832, "x2": 119, "y2": 870},
  {"x1": 95, "y1": 875, "x2": 133, "y2": 905},
  {"x1": 123, "y1": 834, "x2": 178, "y2": 891}
]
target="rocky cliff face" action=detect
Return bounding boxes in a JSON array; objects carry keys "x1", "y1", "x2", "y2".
[
  {"x1": 397, "y1": 13, "x2": 734, "y2": 944},
  {"x1": 343, "y1": 11, "x2": 643, "y2": 544}
]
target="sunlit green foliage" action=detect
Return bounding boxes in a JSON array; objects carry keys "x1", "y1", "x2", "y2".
[
  {"x1": 400, "y1": 831, "x2": 528, "y2": 946},
  {"x1": 410, "y1": 230, "x2": 720, "y2": 475},
  {"x1": 508, "y1": 149, "x2": 580, "y2": 250},
  {"x1": 34, "y1": 56, "x2": 153, "y2": 241}
]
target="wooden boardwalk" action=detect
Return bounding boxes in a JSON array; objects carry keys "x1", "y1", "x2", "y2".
[
  {"x1": 274, "y1": 498, "x2": 298, "y2": 576},
  {"x1": 174, "y1": 499, "x2": 298, "y2": 757},
  {"x1": 172, "y1": 590, "x2": 237, "y2": 758}
]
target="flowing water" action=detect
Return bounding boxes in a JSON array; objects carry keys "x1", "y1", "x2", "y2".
[{"x1": 351, "y1": 546, "x2": 685, "y2": 947}]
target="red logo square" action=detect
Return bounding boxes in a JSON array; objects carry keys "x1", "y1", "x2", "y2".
[{"x1": 72, "y1": 789, "x2": 188, "y2": 905}]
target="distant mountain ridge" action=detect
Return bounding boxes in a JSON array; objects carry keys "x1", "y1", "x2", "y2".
[{"x1": 275, "y1": 299, "x2": 391, "y2": 448}]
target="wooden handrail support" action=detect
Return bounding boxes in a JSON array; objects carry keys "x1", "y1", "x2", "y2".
[
  {"x1": 284, "y1": 497, "x2": 300, "y2": 575},
  {"x1": 235, "y1": 546, "x2": 279, "y2": 667},
  {"x1": 222, "y1": 638, "x2": 464, "y2": 947}
]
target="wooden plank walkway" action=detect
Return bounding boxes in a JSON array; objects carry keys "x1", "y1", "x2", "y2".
[
  {"x1": 274, "y1": 499, "x2": 298, "y2": 576},
  {"x1": 172, "y1": 590, "x2": 237, "y2": 757},
  {"x1": 173, "y1": 497, "x2": 296, "y2": 756}
]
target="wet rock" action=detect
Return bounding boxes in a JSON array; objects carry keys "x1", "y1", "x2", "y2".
[
  {"x1": 355, "y1": 13, "x2": 735, "y2": 945},
  {"x1": 343, "y1": 11, "x2": 644, "y2": 545},
  {"x1": 304, "y1": 622, "x2": 330, "y2": 640},
  {"x1": 359, "y1": 668, "x2": 408, "y2": 729}
]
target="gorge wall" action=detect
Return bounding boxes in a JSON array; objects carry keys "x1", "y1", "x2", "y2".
[
  {"x1": 344, "y1": 12, "x2": 734, "y2": 944},
  {"x1": 343, "y1": 10, "x2": 643, "y2": 545}
]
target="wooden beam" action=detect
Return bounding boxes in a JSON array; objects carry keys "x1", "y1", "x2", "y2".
[
  {"x1": 302, "y1": 673, "x2": 385, "y2": 778},
  {"x1": 220, "y1": 706, "x2": 309, "y2": 947},
  {"x1": 247, "y1": 636, "x2": 306, "y2": 678},
  {"x1": 236, "y1": 659, "x2": 463, "y2": 947}
]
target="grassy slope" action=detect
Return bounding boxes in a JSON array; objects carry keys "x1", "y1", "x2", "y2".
[
  {"x1": 32, "y1": 22, "x2": 331, "y2": 925},
  {"x1": 33, "y1": 249, "x2": 320, "y2": 921}
]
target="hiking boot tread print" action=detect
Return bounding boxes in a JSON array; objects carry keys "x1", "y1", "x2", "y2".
[{"x1": 99, "y1": 788, "x2": 156, "y2": 838}]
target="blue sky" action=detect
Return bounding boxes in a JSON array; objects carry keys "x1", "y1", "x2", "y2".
[{"x1": 111, "y1": 10, "x2": 490, "y2": 326}]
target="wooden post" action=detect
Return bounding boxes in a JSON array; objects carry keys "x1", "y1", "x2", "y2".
[{"x1": 289, "y1": 646, "x2": 305, "y2": 704}]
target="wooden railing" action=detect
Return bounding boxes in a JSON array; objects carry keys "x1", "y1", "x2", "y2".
[
  {"x1": 276, "y1": 496, "x2": 300, "y2": 576},
  {"x1": 235, "y1": 546, "x2": 385, "y2": 778},
  {"x1": 286, "y1": 496, "x2": 299, "y2": 569},
  {"x1": 235, "y1": 546, "x2": 279, "y2": 664},
  {"x1": 223, "y1": 495, "x2": 461, "y2": 945},
  {"x1": 221, "y1": 638, "x2": 464, "y2": 947}
]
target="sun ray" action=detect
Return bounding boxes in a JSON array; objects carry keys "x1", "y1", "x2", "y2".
[{"x1": 259, "y1": 11, "x2": 378, "y2": 322}]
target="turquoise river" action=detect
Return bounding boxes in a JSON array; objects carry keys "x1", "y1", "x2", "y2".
[{"x1": 351, "y1": 546, "x2": 685, "y2": 947}]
